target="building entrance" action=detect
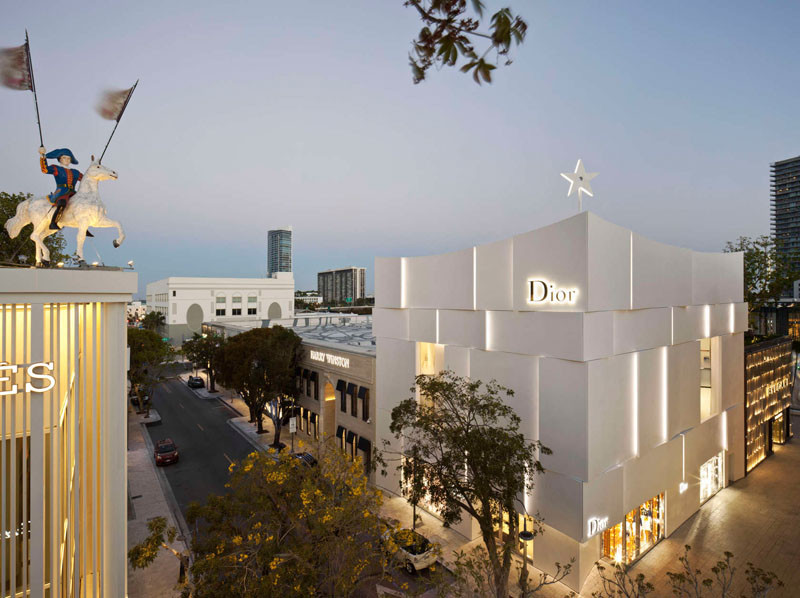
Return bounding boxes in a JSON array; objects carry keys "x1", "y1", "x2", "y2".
[{"x1": 323, "y1": 382, "x2": 336, "y2": 438}]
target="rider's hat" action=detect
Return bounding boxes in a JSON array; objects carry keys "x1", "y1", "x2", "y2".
[{"x1": 45, "y1": 148, "x2": 78, "y2": 165}]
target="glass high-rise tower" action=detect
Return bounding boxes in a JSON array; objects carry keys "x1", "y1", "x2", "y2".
[
  {"x1": 267, "y1": 226, "x2": 293, "y2": 277},
  {"x1": 771, "y1": 156, "x2": 800, "y2": 274}
]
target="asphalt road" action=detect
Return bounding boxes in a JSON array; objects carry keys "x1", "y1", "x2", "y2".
[{"x1": 146, "y1": 377, "x2": 253, "y2": 516}]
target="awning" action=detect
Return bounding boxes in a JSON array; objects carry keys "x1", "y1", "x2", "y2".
[
  {"x1": 346, "y1": 382, "x2": 357, "y2": 396},
  {"x1": 357, "y1": 437, "x2": 371, "y2": 452},
  {"x1": 310, "y1": 412, "x2": 318, "y2": 424},
  {"x1": 336, "y1": 379, "x2": 346, "y2": 393},
  {"x1": 336, "y1": 426, "x2": 345, "y2": 439},
  {"x1": 346, "y1": 431, "x2": 356, "y2": 445},
  {"x1": 358, "y1": 386, "x2": 368, "y2": 399}
]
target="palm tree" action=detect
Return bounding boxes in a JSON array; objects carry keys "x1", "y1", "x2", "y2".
[{"x1": 142, "y1": 310, "x2": 166, "y2": 331}]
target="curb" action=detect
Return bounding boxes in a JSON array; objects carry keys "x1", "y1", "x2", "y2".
[
  {"x1": 226, "y1": 419, "x2": 268, "y2": 454},
  {"x1": 139, "y1": 421, "x2": 194, "y2": 565}
]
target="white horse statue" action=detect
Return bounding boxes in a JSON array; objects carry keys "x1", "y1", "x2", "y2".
[{"x1": 4, "y1": 160, "x2": 125, "y2": 267}]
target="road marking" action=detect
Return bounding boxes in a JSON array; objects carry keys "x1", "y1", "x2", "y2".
[
  {"x1": 162, "y1": 385, "x2": 173, "y2": 394},
  {"x1": 178, "y1": 402, "x2": 185, "y2": 410},
  {"x1": 223, "y1": 453, "x2": 234, "y2": 466},
  {"x1": 197, "y1": 423, "x2": 205, "y2": 432}
]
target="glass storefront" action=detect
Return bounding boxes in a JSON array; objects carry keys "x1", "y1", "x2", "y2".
[
  {"x1": 700, "y1": 452, "x2": 724, "y2": 503},
  {"x1": 602, "y1": 493, "x2": 665, "y2": 564},
  {"x1": 773, "y1": 412, "x2": 786, "y2": 445}
]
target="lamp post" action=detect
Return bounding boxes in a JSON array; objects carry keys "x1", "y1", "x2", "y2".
[{"x1": 516, "y1": 501, "x2": 535, "y2": 595}]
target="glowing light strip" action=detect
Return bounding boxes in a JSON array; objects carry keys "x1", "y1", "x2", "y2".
[
  {"x1": 400, "y1": 257, "x2": 408, "y2": 309},
  {"x1": 485, "y1": 311, "x2": 492, "y2": 351},
  {"x1": 728, "y1": 303, "x2": 735, "y2": 334},
  {"x1": 472, "y1": 247, "x2": 477, "y2": 311},
  {"x1": 661, "y1": 346, "x2": 668, "y2": 442},
  {"x1": 629, "y1": 233, "x2": 633, "y2": 309},
  {"x1": 633, "y1": 352, "x2": 639, "y2": 457},
  {"x1": 722, "y1": 409, "x2": 728, "y2": 451},
  {"x1": 681, "y1": 434, "x2": 685, "y2": 480}
]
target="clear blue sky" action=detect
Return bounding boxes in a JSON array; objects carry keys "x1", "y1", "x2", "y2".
[{"x1": 1, "y1": 1, "x2": 798, "y2": 297}]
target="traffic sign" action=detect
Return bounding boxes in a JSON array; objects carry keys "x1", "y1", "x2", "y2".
[{"x1": 289, "y1": 417, "x2": 296, "y2": 434}]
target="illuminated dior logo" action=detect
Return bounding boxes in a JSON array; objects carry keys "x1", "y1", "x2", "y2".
[
  {"x1": 528, "y1": 279, "x2": 578, "y2": 304},
  {"x1": 0, "y1": 362, "x2": 56, "y2": 395},
  {"x1": 587, "y1": 516, "x2": 608, "y2": 537}
]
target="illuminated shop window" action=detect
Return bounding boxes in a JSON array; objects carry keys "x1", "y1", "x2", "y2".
[
  {"x1": 700, "y1": 338, "x2": 712, "y2": 420},
  {"x1": 700, "y1": 452, "x2": 724, "y2": 503},
  {"x1": 602, "y1": 494, "x2": 665, "y2": 564},
  {"x1": 773, "y1": 412, "x2": 786, "y2": 445},
  {"x1": 497, "y1": 510, "x2": 535, "y2": 564}
]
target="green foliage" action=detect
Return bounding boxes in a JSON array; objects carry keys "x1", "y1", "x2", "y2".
[
  {"x1": 128, "y1": 516, "x2": 190, "y2": 590},
  {"x1": 405, "y1": 0, "x2": 527, "y2": 84},
  {"x1": 127, "y1": 327, "x2": 173, "y2": 414},
  {"x1": 182, "y1": 332, "x2": 224, "y2": 391},
  {"x1": 215, "y1": 326, "x2": 302, "y2": 443},
  {"x1": 187, "y1": 444, "x2": 390, "y2": 597},
  {"x1": 386, "y1": 371, "x2": 549, "y2": 598},
  {"x1": 142, "y1": 310, "x2": 166, "y2": 331},
  {"x1": 0, "y1": 191, "x2": 68, "y2": 264},
  {"x1": 724, "y1": 236, "x2": 798, "y2": 314}
]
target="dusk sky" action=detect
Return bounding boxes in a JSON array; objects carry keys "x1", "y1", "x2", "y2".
[{"x1": 1, "y1": 1, "x2": 798, "y2": 297}]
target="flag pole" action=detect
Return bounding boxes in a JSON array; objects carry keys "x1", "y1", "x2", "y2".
[
  {"x1": 98, "y1": 79, "x2": 138, "y2": 163},
  {"x1": 25, "y1": 30, "x2": 44, "y2": 147}
]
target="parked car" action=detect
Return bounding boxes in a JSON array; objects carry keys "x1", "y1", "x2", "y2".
[
  {"x1": 292, "y1": 452, "x2": 317, "y2": 467},
  {"x1": 187, "y1": 376, "x2": 205, "y2": 389},
  {"x1": 154, "y1": 438, "x2": 179, "y2": 466},
  {"x1": 386, "y1": 528, "x2": 437, "y2": 574}
]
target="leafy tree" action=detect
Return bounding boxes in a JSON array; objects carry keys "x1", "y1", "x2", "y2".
[
  {"x1": 215, "y1": 326, "x2": 302, "y2": 444},
  {"x1": 386, "y1": 371, "x2": 549, "y2": 598},
  {"x1": 186, "y1": 443, "x2": 392, "y2": 597},
  {"x1": 128, "y1": 327, "x2": 173, "y2": 415},
  {"x1": 0, "y1": 191, "x2": 68, "y2": 264},
  {"x1": 182, "y1": 332, "x2": 224, "y2": 392},
  {"x1": 142, "y1": 310, "x2": 166, "y2": 331},
  {"x1": 724, "y1": 236, "x2": 798, "y2": 314},
  {"x1": 405, "y1": 0, "x2": 528, "y2": 84},
  {"x1": 128, "y1": 516, "x2": 191, "y2": 590}
]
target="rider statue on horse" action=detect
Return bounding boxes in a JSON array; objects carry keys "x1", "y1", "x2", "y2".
[{"x1": 38, "y1": 146, "x2": 92, "y2": 236}]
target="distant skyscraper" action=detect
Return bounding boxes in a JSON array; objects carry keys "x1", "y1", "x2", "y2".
[
  {"x1": 772, "y1": 157, "x2": 800, "y2": 273},
  {"x1": 267, "y1": 226, "x2": 292, "y2": 277},
  {"x1": 317, "y1": 267, "x2": 366, "y2": 304}
]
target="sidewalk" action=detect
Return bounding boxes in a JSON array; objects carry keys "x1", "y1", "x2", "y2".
[{"x1": 127, "y1": 409, "x2": 188, "y2": 598}]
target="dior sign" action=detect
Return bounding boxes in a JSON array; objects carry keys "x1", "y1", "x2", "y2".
[
  {"x1": 528, "y1": 279, "x2": 578, "y2": 305},
  {"x1": 587, "y1": 516, "x2": 609, "y2": 537}
]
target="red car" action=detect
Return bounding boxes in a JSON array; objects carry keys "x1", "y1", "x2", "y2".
[{"x1": 155, "y1": 438, "x2": 179, "y2": 466}]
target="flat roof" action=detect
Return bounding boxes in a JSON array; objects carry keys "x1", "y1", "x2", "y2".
[{"x1": 293, "y1": 321, "x2": 375, "y2": 356}]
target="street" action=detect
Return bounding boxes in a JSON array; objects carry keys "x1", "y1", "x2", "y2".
[{"x1": 146, "y1": 377, "x2": 254, "y2": 516}]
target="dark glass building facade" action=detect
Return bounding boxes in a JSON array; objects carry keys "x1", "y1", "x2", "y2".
[{"x1": 771, "y1": 155, "x2": 800, "y2": 275}]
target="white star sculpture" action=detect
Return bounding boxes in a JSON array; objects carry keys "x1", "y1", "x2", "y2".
[{"x1": 560, "y1": 159, "x2": 598, "y2": 212}]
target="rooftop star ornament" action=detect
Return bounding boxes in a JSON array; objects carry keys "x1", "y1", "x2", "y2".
[{"x1": 560, "y1": 159, "x2": 598, "y2": 213}]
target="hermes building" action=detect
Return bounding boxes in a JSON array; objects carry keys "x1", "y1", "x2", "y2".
[
  {"x1": 0, "y1": 269, "x2": 134, "y2": 597},
  {"x1": 373, "y1": 212, "x2": 746, "y2": 591}
]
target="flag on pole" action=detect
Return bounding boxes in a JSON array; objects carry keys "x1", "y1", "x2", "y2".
[
  {"x1": 0, "y1": 43, "x2": 33, "y2": 91},
  {"x1": 96, "y1": 85, "x2": 135, "y2": 121}
]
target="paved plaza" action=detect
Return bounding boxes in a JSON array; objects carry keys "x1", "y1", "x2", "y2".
[{"x1": 574, "y1": 413, "x2": 800, "y2": 597}]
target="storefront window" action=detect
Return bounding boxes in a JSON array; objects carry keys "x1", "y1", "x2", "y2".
[
  {"x1": 602, "y1": 494, "x2": 664, "y2": 565},
  {"x1": 773, "y1": 412, "x2": 786, "y2": 445},
  {"x1": 700, "y1": 338, "x2": 713, "y2": 420},
  {"x1": 700, "y1": 452, "x2": 724, "y2": 503},
  {"x1": 498, "y1": 510, "x2": 535, "y2": 564}
]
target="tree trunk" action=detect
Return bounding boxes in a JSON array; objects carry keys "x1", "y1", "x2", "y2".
[
  {"x1": 273, "y1": 422, "x2": 282, "y2": 447},
  {"x1": 479, "y1": 520, "x2": 510, "y2": 598},
  {"x1": 256, "y1": 411, "x2": 264, "y2": 434},
  {"x1": 208, "y1": 364, "x2": 216, "y2": 393}
]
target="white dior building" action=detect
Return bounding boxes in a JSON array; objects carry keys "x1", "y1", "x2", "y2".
[
  {"x1": 146, "y1": 275, "x2": 295, "y2": 344},
  {"x1": 0, "y1": 268, "x2": 134, "y2": 597},
  {"x1": 374, "y1": 212, "x2": 746, "y2": 591}
]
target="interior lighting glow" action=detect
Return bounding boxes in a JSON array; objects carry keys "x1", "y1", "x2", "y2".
[
  {"x1": 679, "y1": 482, "x2": 688, "y2": 494},
  {"x1": 485, "y1": 311, "x2": 492, "y2": 351}
]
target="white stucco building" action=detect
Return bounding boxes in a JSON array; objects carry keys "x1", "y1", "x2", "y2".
[
  {"x1": 0, "y1": 268, "x2": 134, "y2": 597},
  {"x1": 374, "y1": 212, "x2": 746, "y2": 591},
  {"x1": 146, "y1": 275, "x2": 294, "y2": 344},
  {"x1": 126, "y1": 300, "x2": 146, "y2": 321}
]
